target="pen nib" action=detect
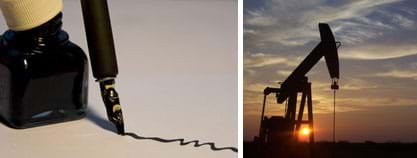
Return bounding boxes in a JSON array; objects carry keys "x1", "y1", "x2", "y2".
[
  {"x1": 99, "y1": 79, "x2": 126, "y2": 135},
  {"x1": 113, "y1": 109, "x2": 125, "y2": 135}
]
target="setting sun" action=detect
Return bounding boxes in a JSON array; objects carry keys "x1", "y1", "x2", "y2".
[{"x1": 301, "y1": 127, "x2": 311, "y2": 136}]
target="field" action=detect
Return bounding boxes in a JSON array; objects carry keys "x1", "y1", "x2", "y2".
[{"x1": 244, "y1": 141, "x2": 417, "y2": 158}]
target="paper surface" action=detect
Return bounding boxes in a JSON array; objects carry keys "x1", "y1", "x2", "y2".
[{"x1": 0, "y1": 0, "x2": 237, "y2": 157}]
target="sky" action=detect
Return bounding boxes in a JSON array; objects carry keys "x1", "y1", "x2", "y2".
[{"x1": 244, "y1": 0, "x2": 417, "y2": 142}]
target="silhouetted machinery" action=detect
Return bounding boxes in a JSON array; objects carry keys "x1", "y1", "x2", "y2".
[{"x1": 255, "y1": 23, "x2": 340, "y2": 150}]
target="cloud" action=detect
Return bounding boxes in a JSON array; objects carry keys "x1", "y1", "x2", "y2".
[
  {"x1": 340, "y1": 78, "x2": 379, "y2": 90},
  {"x1": 243, "y1": 29, "x2": 257, "y2": 35},
  {"x1": 276, "y1": 70, "x2": 292, "y2": 76},
  {"x1": 244, "y1": 54, "x2": 417, "y2": 116},
  {"x1": 374, "y1": 70, "x2": 417, "y2": 80},
  {"x1": 245, "y1": 0, "x2": 406, "y2": 47},
  {"x1": 244, "y1": 52, "x2": 299, "y2": 68},
  {"x1": 367, "y1": 61, "x2": 417, "y2": 80},
  {"x1": 245, "y1": 9, "x2": 276, "y2": 27},
  {"x1": 244, "y1": 83, "x2": 267, "y2": 93},
  {"x1": 391, "y1": 13, "x2": 415, "y2": 28},
  {"x1": 341, "y1": 43, "x2": 417, "y2": 59}
]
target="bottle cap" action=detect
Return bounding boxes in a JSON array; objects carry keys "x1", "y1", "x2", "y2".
[{"x1": 0, "y1": 0, "x2": 63, "y2": 31}]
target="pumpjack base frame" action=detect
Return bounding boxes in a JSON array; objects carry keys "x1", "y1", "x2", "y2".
[{"x1": 257, "y1": 77, "x2": 315, "y2": 158}]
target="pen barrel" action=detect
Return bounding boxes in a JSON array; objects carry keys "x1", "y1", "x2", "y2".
[{"x1": 81, "y1": 0, "x2": 118, "y2": 79}]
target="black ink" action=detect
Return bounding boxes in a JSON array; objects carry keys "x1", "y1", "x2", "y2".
[
  {"x1": 86, "y1": 108, "x2": 237, "y2": 153},
  {"x1": 124, "y1": 132, "x2": 238, "y2": 153}
]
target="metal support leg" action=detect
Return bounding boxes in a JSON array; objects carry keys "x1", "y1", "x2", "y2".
[
  {"x1": 258, "y1": 94, "x2": 267, "y2": 142},
  {"x1": 295, "y1": 91, "x2": 307, "y2": 141},
  {"x1": 307, "y1": 83, "x2": 314, "y2": 158}
]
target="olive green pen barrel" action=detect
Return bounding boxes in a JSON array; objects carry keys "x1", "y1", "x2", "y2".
[{"x1": 81, "y1": 0, "x2": 118, "y2": 79}]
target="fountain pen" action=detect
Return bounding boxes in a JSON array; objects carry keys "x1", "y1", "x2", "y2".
[{"x1": 81, "y1": 0, "x2": 125, "y2": 135}]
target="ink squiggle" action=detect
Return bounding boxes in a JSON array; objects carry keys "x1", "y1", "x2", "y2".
[{"x1": 124, "y1": 132, "x2": 238, "y2": 153}]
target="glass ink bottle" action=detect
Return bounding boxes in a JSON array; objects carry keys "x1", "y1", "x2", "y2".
[{"x1": 0, "y1": 2, "x2": 88, "y2": 128}]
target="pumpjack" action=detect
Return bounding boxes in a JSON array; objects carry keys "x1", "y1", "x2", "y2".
[{"x1": 255, "y1": 23, "x2": 340, "y2": 157}]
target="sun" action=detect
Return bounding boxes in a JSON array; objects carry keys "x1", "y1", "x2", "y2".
[{"x1": 301, "y1": 127, "x2": 311, "y2": 136}]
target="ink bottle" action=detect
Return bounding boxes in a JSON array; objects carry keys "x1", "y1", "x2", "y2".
[{"x1": 0, "y1": 3, "x2": 88, "y2": 128}]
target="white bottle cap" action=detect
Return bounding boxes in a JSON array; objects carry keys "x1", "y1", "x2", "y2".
[{"x1": 0, "y1": 0, "x2": 63, "y2": 31}]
